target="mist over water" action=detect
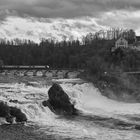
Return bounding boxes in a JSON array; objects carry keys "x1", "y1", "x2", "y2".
[{"x1": 0, "y1": 78, "x2": 140, "y2": 140}]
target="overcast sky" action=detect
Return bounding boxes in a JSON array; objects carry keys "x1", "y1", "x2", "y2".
[
  {"x1": 0, "y1": 0, "x2": 140, "y2": 18},
  {"x1": 0, "y1": 0, "x2": 140, "y2": 41}
]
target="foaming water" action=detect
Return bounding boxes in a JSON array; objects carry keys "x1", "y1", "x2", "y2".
[
  {"x1": 0, "y1": 79, "x2": 140, "y2": 139},
  {"x1": 62, "y1": 83, "x2": 140, "y2": 115}
]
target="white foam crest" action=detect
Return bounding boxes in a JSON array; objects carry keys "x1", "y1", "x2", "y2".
[
  {"x1": 2, "y1": 80, "x2": 140, "y2": 139},
  {"x1": 1, "y1": 81, "x2": 140, "y2": 118},
  {"x1": 0, "y1": 83, "x2": 53, "y2": 122},
  {"x1": 0, "y1": 81, "x2": 96, "y2": 138},
  {"x1": 22, "y1": 102, "x2": 56, "y2": 123},
  {"x1": 60, "y1": 82, "x2": 140, "y2": 116}
]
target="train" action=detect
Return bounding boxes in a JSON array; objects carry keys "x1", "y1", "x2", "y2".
[{"x1": 0, "y1": 65, "x2": 50, "y2": 70}]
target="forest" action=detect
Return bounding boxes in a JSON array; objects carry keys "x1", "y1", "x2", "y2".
[{"x1": 0, "y1": 29, "x2": 139, "y2": 70}]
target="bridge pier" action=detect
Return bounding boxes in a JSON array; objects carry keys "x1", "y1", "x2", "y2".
[
  {"x1": 5, "y1": 70, "x2": 9, "y2": 75},
  {"x1": 66, "y1": 71, "x2": 81, "y2": 78},
  {"x1": 52, "y1": 70, "x2": 58, "y2": 77},
  {"x1": 45, "y1": 70, "x2": 53, "y2": 78},
  {"x1": 65, "y1": 71, "x2": 70, "y2": 78},
  {"x1": 57, "y1": 70, "x2": 68, "y2": 79},
  {"x1": 42, "y1": 70, "x2": 48, "y2": 77},
  {"x1": 24, "y1": 70, "x2": 29, "y2": 76},
  {"x1": 33, "y1": 70, "x2": 38, "y2": 76},
  {"x1": 13, "y1": 70, "x2": 19, "y2": 75}
]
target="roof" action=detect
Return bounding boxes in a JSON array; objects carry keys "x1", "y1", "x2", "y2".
[
  {"x1": 116, "y1": 37, "x2": 136, "y2": 44},
  {"x1": 116, "y1": 37, "x2": 127, "y2": 42}
]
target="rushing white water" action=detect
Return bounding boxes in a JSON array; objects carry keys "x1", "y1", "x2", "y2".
[{"x1": 0, "y1": 78, "x2": 140, "y2": 139}]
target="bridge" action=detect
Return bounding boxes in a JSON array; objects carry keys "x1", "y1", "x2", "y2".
[
  {"x1": 0, "y1": 65, "x2": 84, "y2": 78},
  {"x1": 0, "y1": 65, "x2": 139, "y2": 77}
]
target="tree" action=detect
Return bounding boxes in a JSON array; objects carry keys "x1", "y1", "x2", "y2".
[{"x1": 0, "y1": 59, "x2": 4, "y2": 67}]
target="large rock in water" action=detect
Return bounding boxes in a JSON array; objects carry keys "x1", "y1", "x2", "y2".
[
  {"x1": 0, "y1": 102, "x2": 27, "y2": 124},
  {"x1": 43, "y1": 83, "x2": 78, "y2": 115}
]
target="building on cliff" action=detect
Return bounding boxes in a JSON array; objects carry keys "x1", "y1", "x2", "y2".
[{"x1": 111, "y1": 36, "x2": 140, "y2": 52}]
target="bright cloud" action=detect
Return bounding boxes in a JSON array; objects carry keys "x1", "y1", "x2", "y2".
[
  {"x1": 97, "y1": 10, "x2": 140, "y2": 35},
  {"x1": 0, "y1": 16, "x2": 107, "y2": 43}
]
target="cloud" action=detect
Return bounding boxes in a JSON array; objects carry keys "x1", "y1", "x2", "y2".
[
  {"x1": 1, "y1": 7, "x2": 140, "y2": 43},
  {"x1": 0, "y1": 0, "x2": 140, "y2": 18},
  {"x1": 0, "y1": 16, "x2": 107, "y2": 43},
  {"x1": 1, "y1": 8, "x2": 140, "y2": 43},
  {"x1": 97, "y1": 10, "x2": 140, "y2": 34}
]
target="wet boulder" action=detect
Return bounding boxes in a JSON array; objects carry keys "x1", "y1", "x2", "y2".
[
  {"x1": 43, "y1": 83, "x2": 78, "y2": 115},
  {"x1": 0, "y1": 102, "x2": 27, "y2": 124},
  {"x1": 9, "y1": 107, "x2": 27, "y2": 123},
  {"x1": 5, "y1": 115, "x2": 15, "y2": 124},
  {"x1": 0, "y1": 102, "x2": 10, "y2": 118},
  {"x1": 42, "y1": 100, "x2": 49, "y2": 107}
]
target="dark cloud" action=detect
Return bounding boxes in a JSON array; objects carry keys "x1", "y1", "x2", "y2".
[{"x1": 0, "y1": 0, "x2": 140, "y2": 18}]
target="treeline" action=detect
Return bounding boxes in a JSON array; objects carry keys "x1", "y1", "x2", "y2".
[
  {"x1": 0, "y1": 39, "x2": 84, "y2": 68},
  {"x1": 0, "y1": 29, "x2": 139, "y2": 73}
]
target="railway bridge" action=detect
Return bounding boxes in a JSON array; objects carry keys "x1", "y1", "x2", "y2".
[{"x1": 0, "y1": 65, "x2": 84, "y2": 78}]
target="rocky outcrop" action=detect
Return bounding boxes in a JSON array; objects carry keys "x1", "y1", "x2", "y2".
[
  {"x1": 0, "y1": 102, "x2": 27, "y2": 124},
  {"x1": 9, "y1": 107, "x2": 27, "y2": 123},
  {"x1": 42, "y1": 83, "x2": 78, "y2": 115},
  {"x1": 0, "y1": 102, "x2": 11, "y2": 119}
]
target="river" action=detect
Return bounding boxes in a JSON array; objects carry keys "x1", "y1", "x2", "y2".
[{"x1": 0, "y1": 76, "x2": 140, "y2": 140}]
